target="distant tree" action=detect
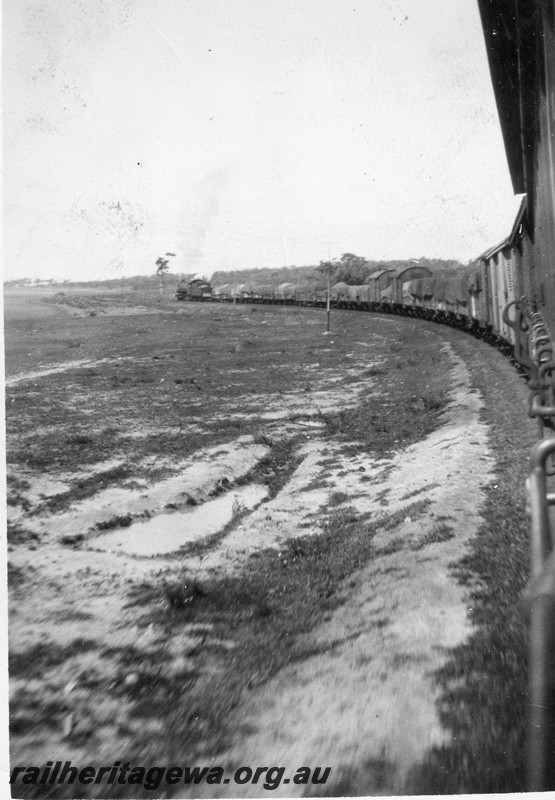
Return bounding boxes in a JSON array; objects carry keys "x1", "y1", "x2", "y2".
[
  {"x1": 335, "y1": 253, "x2": 372, "y2": 284},
  {"x1": 155, "y1": 253, "x2": 175, "y2": 295},
  {"x1": 316, "y1": 258, "x2": 340, "y2": 287}
]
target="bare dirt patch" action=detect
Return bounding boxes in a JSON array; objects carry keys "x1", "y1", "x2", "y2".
[
  {"x1": 204, "y1": 346, "x2": 494, "y2": 797},
  {"x1": 6, "y1": 296, "x2": 533, "y2": 796}
]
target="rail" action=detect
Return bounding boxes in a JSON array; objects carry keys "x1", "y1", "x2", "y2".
[
  {"x1": 526, "y1": 440, "x2": 555, "y2": 790},
  {"x1": 521, "y1": 305, "x2": 555, "y2": 790}
]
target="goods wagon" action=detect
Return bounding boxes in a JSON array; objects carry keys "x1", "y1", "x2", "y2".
[
  {"x1": 366, "y1": 269, "x2": 395, "y2": 303},
  {"x1": 477, "y1": 0, "x2": 555, "y2": 789}
]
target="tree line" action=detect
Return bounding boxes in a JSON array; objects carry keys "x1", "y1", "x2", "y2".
[{"x1": 211, "y1": 254, "x2": 474, "y2": 289}]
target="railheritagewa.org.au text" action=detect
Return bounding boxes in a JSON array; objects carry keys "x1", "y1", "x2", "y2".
[{"x1": 10, "y1": 762, "x2": 332, "y2": 792}]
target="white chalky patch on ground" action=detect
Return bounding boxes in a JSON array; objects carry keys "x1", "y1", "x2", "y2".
[
  {"x1": 210, "y1": 360, "x2": 386, "y2": 422},
  {"x1": 23, "y1": 439, "x2": 271, "y2": 543},
  {"x1": 189, "y1": 342, "x2": 495, "y2": 797},
  {"x1": 5, "y1": 356, "x2": 139, "y2": 386}
]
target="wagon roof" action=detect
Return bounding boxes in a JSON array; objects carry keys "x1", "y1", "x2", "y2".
[
  {"x1": 476, "y1": 1, "x2": 531, "y2": 192},
  {"x1": 367, "y1": 269, "x2": 395, "y2": 281},
  {"x1": 509, "y1": 193, "x2": 528, "y2": 244},
  {"x1": 478, "y1": 193, "x2": 526, "y2": 260},
  {"x1": 478, "y1": 238, "x2": 511, "y2": 262},
  {"x1": 392, "y1": 265, "x2": 433, "y2": 278}
]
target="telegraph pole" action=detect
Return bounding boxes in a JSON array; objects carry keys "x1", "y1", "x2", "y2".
[{"x1": 326, "y1": 241, "x2": 332, "y2": 333}]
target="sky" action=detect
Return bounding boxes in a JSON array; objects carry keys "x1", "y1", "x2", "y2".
[{"x1": 4, "y1": 0, "x2": 518, "y2": 282}]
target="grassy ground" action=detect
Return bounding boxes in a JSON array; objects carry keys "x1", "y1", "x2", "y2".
[
  {"x1": 5, "y1": 294, "x2": 449, "y2": 503},
  {"x1": 118, "y1": 328, "x2": 536, "y2": 798},
  {"x1": 5, "y1": 290, "x2": 537, "y2": 796},
  {"x1": 406, "y1": 326, "x2": 537, "y2": 794}
]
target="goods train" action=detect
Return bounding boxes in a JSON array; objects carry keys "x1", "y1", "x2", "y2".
[
  {"x1": 178, "y1": 2, "x2": 555, "y2": 790},
  {"x1": 478, "y1": 1, "x2": 555, "y2": 791},
  {"x1": 176, "y1": 238, "x2": 526, "y2": 356}
]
